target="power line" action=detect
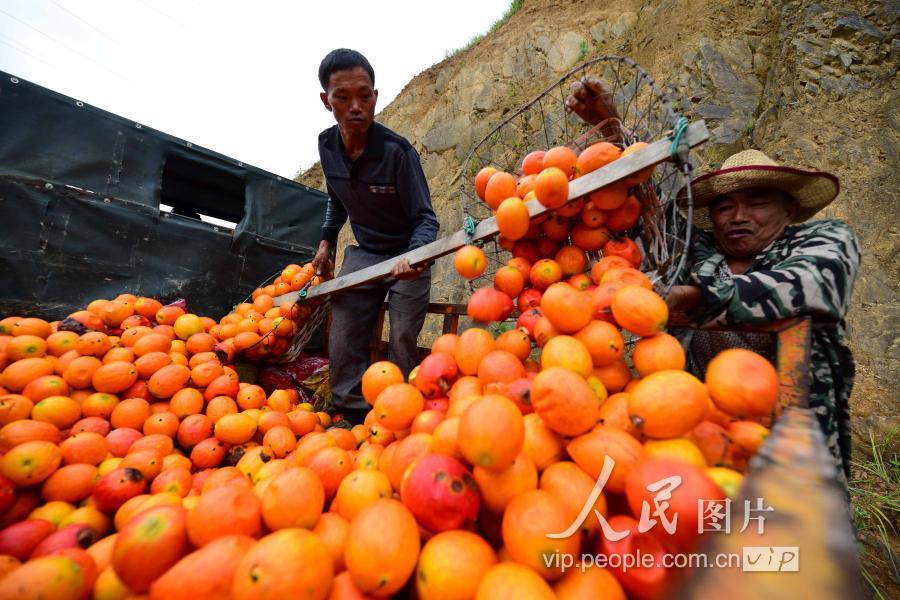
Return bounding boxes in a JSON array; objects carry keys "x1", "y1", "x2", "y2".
[
  {"x1": 0, "y1": 34, "x2": 58, "y2": 71},
  {"x1": 47, "y1": 0, "x2": 121, "y2": 45},
  {"x1": 0, "y1": 6, "x2": 131, "y2": 82},
  {"x1": 134, "y1": 0, "x2": 180, "y2": 24}
]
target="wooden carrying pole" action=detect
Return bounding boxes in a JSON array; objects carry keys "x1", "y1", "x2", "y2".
[{"x1": 274, "y1": 120, "x2": 709, "y2": 308}]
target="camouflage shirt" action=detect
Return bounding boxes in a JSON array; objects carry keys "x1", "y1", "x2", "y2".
[{"x1": 682, "y1": 219, "x2": 861, "y2": 479}]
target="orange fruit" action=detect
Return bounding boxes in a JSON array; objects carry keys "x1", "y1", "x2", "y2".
[
  {"x1": 705, "y1": 348, "x2": 779, "y2": 419},
  {"x1": 313, "y1": 512, "x2": 349, "y2": 574},
  {"x1": 540, "y1": 336, "x2": 593, "y2": 377},
  {"x1": 610, "y1": 286, "x2": 668, "y2": 337},
  {"x1": 362, "y1": 360, "x2": 403, "y2": 404},
  {"x1": 554, "y1": 564, "x2": 626, "y2": 600},
  {"x1": 591, "y1": 359, "x2": 632, "y2": 393},
  {"x1": 567, "y1": 425, "x2": 644, "y2": 494},
  {"x1": 542, "y1": 146, "x2": 578, "y2": 178},
  {"x1": 496, "y1": 197, "x2": 531, "y2": 241},
  {"x1": 494, "y1": 329, "x2": 531, "y2": 362},
  {"x1": 344, "y1": 499, "x2": 420, "y2": 597},
  {"x1": 534, "y1": 167, "x2": 570, "y2": 209},
  {"x1": 232, "y1": 529, "x2": 332, "y2": 599},
  {"x1": 521, "y1": 413, "x2": 565, "y2": 470},
  {"x1": 529, "y1": 259, "x2": 563, "y2": 290},
  {"x1": 454, "y1": 328, "x2": 495, "y2": 376},
  {"x1": 31, "y1": 395, "x2": 81, "y2": 429},
  {"x1": 476, "y1": 562, "x2": 555, "y2": 599},
  {"x1": 521, "y1": 150, "x2": 546, "y2": 176},
  {"x1": 576, "y1": 141, "x2": 621, "y2": 176},
  {"x1": 474, "y1": 167, "x2": 499, "y2": 201},
  {"x1": 501, "y1": 489, "x2": 580, "y2": 580},
  {"x1": 453, "y1": 245, "x2": 487, "y2": 279},
  {"x1": 260, "y1": 466, "x2": 325, "y2": 530},
  {"x1": 6, "y1": 335, "x2": 47, "y2": 361},
  {"x1": 643, "y1": 438, "x2": 707, "y2": 468},
  {"x1": 473, "y1": 453, "x2": 538, "y2": 513},
  {"x1": 540, "y1": 461, "x2": 609, "y2": 538},
  {"x1": 628, "y1": 370, "x2": 709, "y2": 438},
  {"x1": 554, "y1": 245, "x2": 587, "y2": 277},
  {"x1": 621, "y1": 141, "x2": 655, "y2": 185},
  {"x1": 632, "y1": 332, "x2": 686, "y2": 376},
  {"x1": 373, "y1": 383, "x2": 424, "y2": 431},
  {"x1": 333, "y1": 468, "x2": 392, "y2": 521},
  {"x1": 483, "y1": 171, "x2": 518, "y2": 210},
  {"x1": 457, "y1": 395, "x2": 524, "y2": 471},
  {"x1": 571, "y1": 223, "x2": 612, "y2": 251},
  {"x1": 416, "y1": 530, "x2": 498, "y2": 600},
  {"x1": 596, "y1": 392, "x2": 637, "y2": 435},
  {"x1": 531, "y1": 367, "x2": 600, "y2": 436},
  {"x1": 539, "y1": 283, "x2": 593, "y2": 334},
  {"x1": 575, "y1": 320, "x2": 624, "y2": 367}
]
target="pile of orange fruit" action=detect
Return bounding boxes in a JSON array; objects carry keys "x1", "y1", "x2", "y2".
[{"x1": 0, "y1": 140, "x2": 779, "y2": 599}]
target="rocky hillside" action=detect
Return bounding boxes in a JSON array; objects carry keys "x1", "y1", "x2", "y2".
[{"x1": 298, "y1": 0, "x2": 898, "y2": 439}]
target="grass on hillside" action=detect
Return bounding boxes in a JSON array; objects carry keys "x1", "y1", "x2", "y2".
[
  {"x1": 850, "y1": 425, "x2": 900, "y2": 599},
  {"x1": 445, "y1": 0, "x2": 525, "y2": 58}
]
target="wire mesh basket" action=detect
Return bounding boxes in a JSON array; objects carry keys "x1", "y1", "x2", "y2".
[{"x1": 459, "y1": 55, "x2": 695, "y2": 296}]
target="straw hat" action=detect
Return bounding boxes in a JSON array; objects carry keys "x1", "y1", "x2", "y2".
[{"x1": 679, "y1": 149, "x2": 840, "y2": 229}]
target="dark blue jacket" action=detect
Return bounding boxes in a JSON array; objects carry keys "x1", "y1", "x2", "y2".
[{"x1": 318, "y1": 122, "x2": 439, "y2": 255}]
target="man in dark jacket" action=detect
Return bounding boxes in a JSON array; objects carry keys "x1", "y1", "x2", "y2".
[{"x1": 311, "y1": 49, "x2": 439, "y2": 424}]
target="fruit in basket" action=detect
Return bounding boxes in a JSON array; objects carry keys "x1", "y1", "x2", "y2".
[
  {"x1": 466, "y1": 287, "x2": 514, "y2": 323},
  {"x1": 484, "y1": 171, "x2": 518, "y2": 210},
  {"x1": 453, "y1": 245, "x2": 487, "y2": 279},
  {"x1": 496, "y1": 197, "x2": 531, "y2": 241},
  {"x1": 576, "y1": 141, "x2": 621, "y2": 176},
  {"x1": 534, "y1": 167, "x2": 570, "y2": 209}
]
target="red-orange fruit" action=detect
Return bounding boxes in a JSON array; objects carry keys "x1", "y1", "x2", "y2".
[
  {"x1": 534, "y1": 167, "x2": 570, "y2": 209},
  {"x1": 567, "y1": 425, "x2": 644, "y2": 494},
  {"x1": 539, "y1": 283, "x2": 593, "y2": 334},
  {"x1": 149, "y1": 535, "x2": 254, "y2": 600},
  {"x1": 628, "y1": 370, "x2": 709, "y2": 438},
  {"x1": 113, "y1": 505, "x2": 188, "y2": 592},
  {"x1": 232, "y1": 529, "x2": 333, "y2": 600},
  {"x1": 531, "y1": 366, "x2": 600, "y2": 436},
  {"x1": 474, "y1": 167, "x2": 499, "y2": 201},
  {"x1": 632, "y1": 332, "x2": 686, "y2": 376},
  {"x1": 483, "y1": 171, "x2": 517, "y2": 211},
  {"x1": 610, "y1": 285, "x2": 668, "y2": 337},
  {"x1": 453, "y1": 245, "x2": 487, "y2": 279},
  {"x1": 344, "y1": 499, "x2": 420, "y2": 597},
  {"x1": 496, "y1": 197, "x2": 531, "y2": 241},
  {"x1": 542, "y1": 145, "x2": 578, "y2": 178},
  {"x1": 705, "y1": 348, "x2": 779, "y2": 419},
  {"x1": 457, "y1": 395, "x2": 524, "y2": 471},
  {"x1": 501, "y1": 490, "x2": 580, "y2": 581}
]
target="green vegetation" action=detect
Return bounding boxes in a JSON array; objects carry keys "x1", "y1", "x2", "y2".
[
  {"x1": 850, "y1": 426, "x2": 900, "y2": 599},
  {"x1": 577, "y1": 39, "x2": 590, "y2": 63},
  {"x1": 445, "y1": 0, "x2": 525, "y2": 58}
]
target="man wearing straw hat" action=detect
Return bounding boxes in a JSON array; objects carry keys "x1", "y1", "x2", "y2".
[
  {"x1": 668, "y1": 150, "x2": 861, "y2": 484},
  {"x1": 568, "y1": 79, "x2": 861, "y2": 483}
]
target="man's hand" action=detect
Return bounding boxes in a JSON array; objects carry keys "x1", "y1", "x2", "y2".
[
  {"x1": 666, "y1": 285, "x2": 702, "y2": 313},
  {"x1": 312, "y1": 240, "x2": 333, "y2": 276},
  {"x1": 391, "y1": 258, "x2": 425, "y2": 281},
  {"x1": 565, "y1": 76, "x2": 620, "y2": 126}
]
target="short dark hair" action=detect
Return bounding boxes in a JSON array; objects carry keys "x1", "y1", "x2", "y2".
[{"x1": 318, "y1": 49, "x2": 375, "y2": 91}]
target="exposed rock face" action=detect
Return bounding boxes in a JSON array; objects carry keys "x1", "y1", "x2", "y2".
[{"x1": 297, "y1": 0, "x2": 898, "y2": 438}]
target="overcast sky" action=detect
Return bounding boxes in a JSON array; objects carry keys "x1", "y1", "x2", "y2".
[{"x1": 0, "y1": 0, "x2": 512, "y2": 178}]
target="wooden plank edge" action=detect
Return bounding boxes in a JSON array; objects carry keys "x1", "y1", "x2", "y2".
[{"x1": 275, "y1": 120, "x2": 709, "y2": 306}]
